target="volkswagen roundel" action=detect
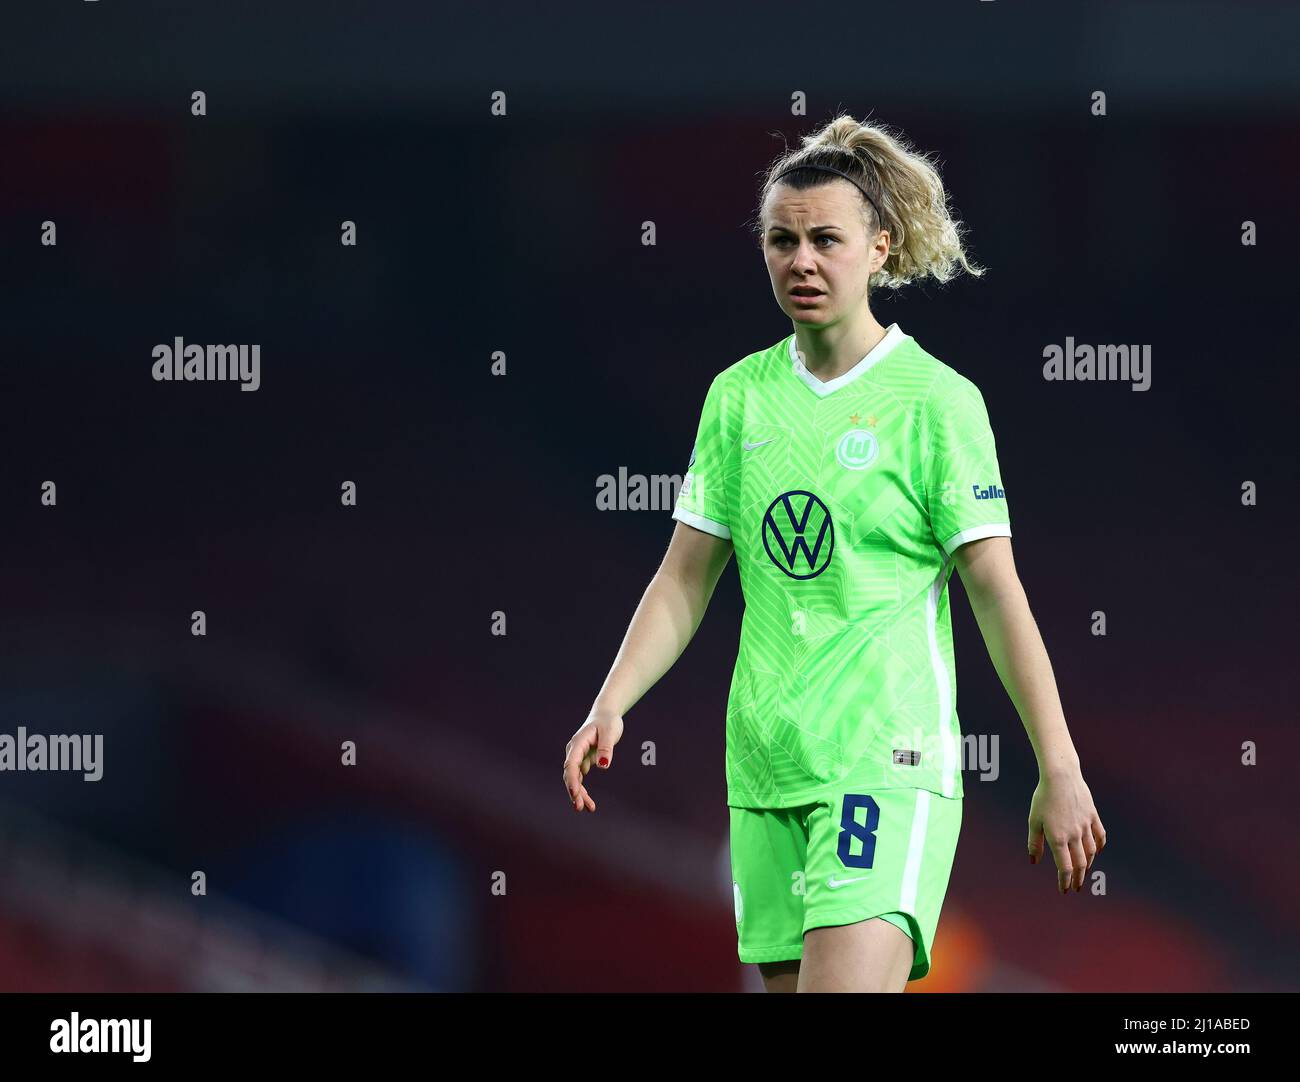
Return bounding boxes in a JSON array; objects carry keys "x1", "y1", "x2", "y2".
[{"x1": 762, "y1": 490, "x2": 834, "y2": 579}]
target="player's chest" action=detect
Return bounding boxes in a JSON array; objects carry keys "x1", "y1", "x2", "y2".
[{"x1": 730, "y1": 392, "x2": 923, "y2": 557}]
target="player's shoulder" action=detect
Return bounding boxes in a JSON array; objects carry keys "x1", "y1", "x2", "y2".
[
  {"x1": 690, "y1": 337, "x2": 788, "y2": 416},
  {"x1": 893, "y1": 332, "x2": 969, "y2": 387},
  {"x1": 709, "y1": 334, "x2": 790, "y2": 390},
  {"x1": 900, "y1": 334, "x2": 989, "y2": 411}
]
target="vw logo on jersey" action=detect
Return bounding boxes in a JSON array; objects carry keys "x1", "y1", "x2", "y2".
[
  {"x1": 762, "y1": 490, "x2": 834, "y2": 579},
  {"x1": 835, "y1": 428, "x2": 879, "y2": 470}
]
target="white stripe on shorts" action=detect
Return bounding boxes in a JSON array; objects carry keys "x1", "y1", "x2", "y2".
[{"x1": 899, "y1": 787, "x2": 932, "y2": 914}]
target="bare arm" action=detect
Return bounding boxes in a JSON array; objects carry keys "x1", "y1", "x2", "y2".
[
  {"x1": 563, "y1": 521, "x2": 734, "y2": 812},
  {"x1": 591, "y1": 520, "x2": 734, "y2": 718},
  {"x1": 953, "y1": 536, "x2": 1107, "y2": 893},
  {"x1": 953, "y1": 536, "x2": 1077, "y2": 776}
]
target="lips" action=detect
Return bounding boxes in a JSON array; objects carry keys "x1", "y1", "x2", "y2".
[{"x1": 790, "y1": 288, "x2": 823, "y2": 296}]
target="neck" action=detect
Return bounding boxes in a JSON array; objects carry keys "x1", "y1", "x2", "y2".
[{"x1": 793, "y1": 313, "x2": 890, "y2": 383}]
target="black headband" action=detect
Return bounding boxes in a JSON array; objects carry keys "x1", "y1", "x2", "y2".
[{"x1": 772, "y1": 163, "x2": 885, "y2": 233}]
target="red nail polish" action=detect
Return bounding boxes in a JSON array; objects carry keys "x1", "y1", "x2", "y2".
[{"x1": 598, "y1": 757, "x2": 609, "y2": 767}]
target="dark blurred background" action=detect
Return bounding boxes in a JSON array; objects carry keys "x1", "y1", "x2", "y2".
[{"x1": 0, "y1": 1, "x2": 1296, "y2": 991}]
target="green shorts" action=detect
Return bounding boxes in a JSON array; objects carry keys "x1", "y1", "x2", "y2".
[{"x1": 728, "y1": 785, "x2": 962, "y2": 982}]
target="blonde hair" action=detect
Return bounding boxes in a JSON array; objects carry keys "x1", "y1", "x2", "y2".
[{"x1": 752, "y1": 113, "x2": 985, "y2": 290}]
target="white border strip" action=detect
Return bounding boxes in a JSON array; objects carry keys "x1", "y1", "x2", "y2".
[
  {"x1": 899, "y1": 787, "x2": 932, "y2": 913},
  {"x1": 940, "y1": 522, "x2": 1011, "y2": 557},
  {"x1": 926, "y1": 557, "x2": 959, "y2": 797},
  {"x1": 672, "y1": 505, "x2": 732, "y2": 540},
  {"x1": 788, "y1": 323, "x2": 907, "y2": 397}
]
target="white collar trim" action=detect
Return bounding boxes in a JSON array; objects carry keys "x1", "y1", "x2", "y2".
[{"x1": 788, "y1": 323, "x2": 907, "y2": 397}]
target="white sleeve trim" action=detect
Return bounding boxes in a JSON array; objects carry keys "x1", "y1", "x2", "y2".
[
  {"x1": 940, "y1": 522, "x2": 1011, "y2": 556},
  {"x1": 672, "y1": 505, "x2": 732, "y2": 540}
]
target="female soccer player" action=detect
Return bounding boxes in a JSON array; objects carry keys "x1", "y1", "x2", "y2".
[{"x1": 562, "y1": 113, "x2": 1106, "y2": 993}]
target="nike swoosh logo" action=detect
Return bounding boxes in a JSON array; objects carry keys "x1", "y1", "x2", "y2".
[
  {"x1": 743, "y1": 438, "x2": 777, "y2": 451},
  {"x1": 826, "y1": 875, "x2": 871, "y2": 889}
]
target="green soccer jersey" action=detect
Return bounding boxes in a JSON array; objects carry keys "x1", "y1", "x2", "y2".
[{"x1": 672, "y1": 323, "x2": 1011, "y2": 808}]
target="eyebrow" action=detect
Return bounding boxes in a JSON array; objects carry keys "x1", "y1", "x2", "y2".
[{"x1": 767, "y1": 224, "x2": 842, "y2": 233}]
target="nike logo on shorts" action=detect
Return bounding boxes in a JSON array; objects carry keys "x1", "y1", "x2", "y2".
[
  {"x1": 743, "y1": 438, "x2": 777, "y2": 451},
  {"x1": 826, "y1": 874, "x2": 871, "y2": 889}
]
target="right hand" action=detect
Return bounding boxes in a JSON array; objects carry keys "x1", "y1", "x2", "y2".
[{"x1": 562, "y1": 710, "x2": 624, "y2": 813}]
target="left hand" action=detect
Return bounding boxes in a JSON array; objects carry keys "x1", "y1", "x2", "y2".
[{"x1": 1028, "y1": 769, "x2": 1106, "y2": 893}]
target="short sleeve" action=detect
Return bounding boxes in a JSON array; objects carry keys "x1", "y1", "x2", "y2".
[
  {"x1": 923, "y1": 372, "x2": 1012, "y2": 557},
  {"x1": 672, "y1": 374, "x2": 732, "y2": 539}
]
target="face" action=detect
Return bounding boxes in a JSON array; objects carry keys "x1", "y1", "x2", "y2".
[{"x1": 761, "y1": 180, "x2": 889, "y2": 325}]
